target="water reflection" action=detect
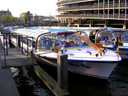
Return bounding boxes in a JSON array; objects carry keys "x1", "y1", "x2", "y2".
[
  {"x1": 10, "y1": 61, "x2": 128, "y2": 96},
  {"x1": 108, "y1": 62, "x2": 128, "y2": 96},
  {"x1": 11, "y1": 66, "x2": 54, "y2": 96}
]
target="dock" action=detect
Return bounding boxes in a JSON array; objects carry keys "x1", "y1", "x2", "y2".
[
  {"x1": 0, "y1": 37, "x2": 37, "y2": 96},
  {"x1": 0, "y1": 48, "x2": 37, "y2": 67},
  {"x1": 0, "y1": 41, "x2": 20, "y2": 96}
]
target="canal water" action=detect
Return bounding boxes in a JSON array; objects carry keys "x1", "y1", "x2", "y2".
[{"x1": 11, "y1": 60, "x2": 128, "y2": 96}]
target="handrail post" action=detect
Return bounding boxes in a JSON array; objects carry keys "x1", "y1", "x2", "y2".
[
  {"x1": 16, "y1": 33, "x2": 17, "y2": 47},
  {"x1": 9, "y1": 32, "x2": 12, "y2": 48},
  {"x1": 27, "y1": 36, "x2": 29, "y2": 58},
  {"x1": 22, "y1": 36, "x2": 23, "y2": 55},
  {"x1": 32, "y1": 37, "x2": 34, "y2": 64},
  {"x1": 3, "y1": 35, "x2": 6, "y2": 67},
  {"x1": 18, "y1": 35, "x2": 21, "y2": 47},
  {"x1": 57, "y1": 54, "x2": 68, "y2": 90},
  {"x1": 5, "y1": 34, "x2": 8, "y2": 56}
]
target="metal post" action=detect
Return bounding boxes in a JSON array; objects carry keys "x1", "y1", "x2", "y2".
[
  {"x1": 32, "y1": 37, "x2": 34, "y2": 64},
  {"x1": 5, "y1": 35, "x2": 8, "y2": 56},
  {"x1": 108, "y1": 0, "x2": 109, "y2": 18},
  {"x1": 18, "y1": 35, "x2": 21, "y2": 47},
  {"x1": 98, "y1": 0, "x2": 99, "y2": 18},
  {"x1": 9, "y1": 32, "x2": 12, "y2": 48},
  {"x1": 57, "y1": 54, "x2": 68, "y2": 90},
  {"x1": 27, "y1": 36, "x2": 29, "y2": 57},
  {"x1": 3, "y1": 35, "x2": 6, "y2": 67},
  {"x1": 113, "y1": 0, "x2": 115, "y2": 18},
  {"x1": 22, "y1": 36, "x2": 23, "y2": 54},
  {"x1": 125, "y1": 0, "x2": 127, "y2": 20},
  {"x1": 118, "y1": 0, "x2": 120, "y2": 19},
  {"x1": 16, "y1": 33, "x2": 17, "y2": 47}
]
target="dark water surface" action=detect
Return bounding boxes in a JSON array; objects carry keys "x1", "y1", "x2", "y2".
[{"x1": 11, "y1": 61, "x2": 128, "y2": 96}]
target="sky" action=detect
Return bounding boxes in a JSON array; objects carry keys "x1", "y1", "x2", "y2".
[{"x1": 0, "y1": 0, "x2": 59, "y2": 17}]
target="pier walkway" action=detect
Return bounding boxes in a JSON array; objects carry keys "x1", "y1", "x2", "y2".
[
  {"x1": 0, "y1": 41, "x2": 20, "y2": 96},
  {"x1": 0, "y1": 38, "x2": 37, "y2": 96}
]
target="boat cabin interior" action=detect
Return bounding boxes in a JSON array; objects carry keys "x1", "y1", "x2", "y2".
[
  {"x1": 36, "y1": 31, "x2": 89, "y2": 52},
  {"x1": 88, "y1": 29, "x2": 99, "y2": 43}
]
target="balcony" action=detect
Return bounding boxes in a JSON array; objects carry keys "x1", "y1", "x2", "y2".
[
  {"x1": 57, "y1": 0, "x2": 95, "y2": 5},
  {"x1": 58, "y1": 3, "x2": 127, "y2": 12},
  {"x1": 57, "y1": 13, "x2": 98, "y2": 18},
  {"x1": 58, "y1": 5, "x2": 98, "y2": 11},
  {"x1": 57, "y1": 13, "x2": 127, "y2": 20}
]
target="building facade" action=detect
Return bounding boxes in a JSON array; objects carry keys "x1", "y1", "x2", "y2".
[
  {"x1": 57, "y1": 0, "x2": 128, "y2": 28},
  {"x1": 0, "y1": 9, "x2": 11, "y2": 17},
  {"x1": 20, "y1": 11, "x2": 33, "y2": 24}
]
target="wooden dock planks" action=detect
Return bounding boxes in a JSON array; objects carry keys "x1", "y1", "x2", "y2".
[{"x1": 34, "y1": 65, "x2": 69, "y2": 96}]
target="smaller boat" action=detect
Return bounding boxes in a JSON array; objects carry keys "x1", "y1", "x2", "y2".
[{"x1": 86, "y1": 28, "x2": 128, "y2": 60}]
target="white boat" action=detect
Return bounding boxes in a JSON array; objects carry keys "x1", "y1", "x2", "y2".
[
  {"x1": 10, "y1": 27, "x2": 121, "y2": 79},
  {"x1": 94, "y1": 28, "x2": 128, "y2": 60},
  {"x1": 76, "y1": 27, "x2": 128, "y2": 60}
]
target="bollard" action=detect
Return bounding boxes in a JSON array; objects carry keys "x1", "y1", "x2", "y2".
[{"x1": 57, "y1": 54, "x2": 68, "y2": 90}]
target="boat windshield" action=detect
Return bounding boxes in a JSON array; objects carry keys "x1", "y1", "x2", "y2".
[
  {"x1": 37, "y1": 33, "x2": 58, "y2": 51},
  {"x1": 57, "y1": 32, "x2": 81, "y2": 48},
  {"x1": 96, "y1": 30, "x2": 114, "y2": 44},
  {"x1": 77, "y1": 31, "x2": 91, "y2": 46},
  {"x1": 37, "y1": 31, "x2": 90, "y2": 51},
  {"x1": 57, "y1": 31, "x2": 90, "y2": 48},
  {"x1": 113, "y1": 30, "x2": 128, "y2": 42}
]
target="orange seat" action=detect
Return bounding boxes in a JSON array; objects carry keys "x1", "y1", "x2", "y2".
[{"x1": 69, "y1": 41, "x2": 76, "y2": 47}]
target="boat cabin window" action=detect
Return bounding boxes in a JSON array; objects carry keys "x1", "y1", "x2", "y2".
[
  {"x1": 28, "y1": 38, "x2": 35, "y2": 48},
  {"x1": 89, "y1": 30, "x2": 97, "y2": 43},
  {"x1": 96, "y1": 31, "x2": 114, "y2": 44},
  {"x1": 113, "y1": 31, "x2": 128, "y2": 42},
  {"x1": 37, "y1": 33, "x2": 58, "y2": 51},
  {"x1": 77, "y1": 32, "x2": 90, "y2": 46},
  {"x1": 58, "y1": 33, "x2": 81, "y2": 48},
  {"x1": 37, "y1": 32, "x2": 90, "y2": 51}
]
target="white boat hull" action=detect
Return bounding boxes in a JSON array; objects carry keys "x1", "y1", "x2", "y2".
[
  {"x1": 103, "y1": 45, "x2": 128, "y2": 60},
  {"x1": 68, "y1": 61, "x2": 117, "y2": 79},
  {"x1": 34, "y1": 55, "x2": 118, "y2": 79}
]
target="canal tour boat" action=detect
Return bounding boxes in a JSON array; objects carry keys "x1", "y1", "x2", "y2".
[
  {"x1": 75, "y1": 27, "x2": 128, "y2": 60},
  {"x1": 93, "y1": 28, "x2": 128, "y2": 60},
  {"x1": 10, "y1": 27, "x2": 121, "y2": 79}
]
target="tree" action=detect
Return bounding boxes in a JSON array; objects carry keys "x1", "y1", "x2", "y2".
[
  {"x1": 23, "y1": 13, "x2": 28, "y2": 24},
  {"x1": 34, "y1": 14, "x2": 39, "y2": 21},
  {"x1": 1, "y1": 15, "x2": 6, "y2": 24},
  {"x1": 0, "y1": 14, "x2": 19, "y2": 25},
  {"x1": 13, "y1": 17, "x2": 19, "y2": 24}
]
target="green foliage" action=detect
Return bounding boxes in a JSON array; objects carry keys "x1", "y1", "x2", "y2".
[
  {"x1": 0, "y1": 14, "x2": 19, "y2": 25},
  {"x1": 1, "y1": 15, "x2": 6, "y2": 23},
  {"x1": 34, "y1": 14, "x2": 39, "y2": 21},
  {"x1": 23, "y1": 13, "x2": 28, "y2": 24}
]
